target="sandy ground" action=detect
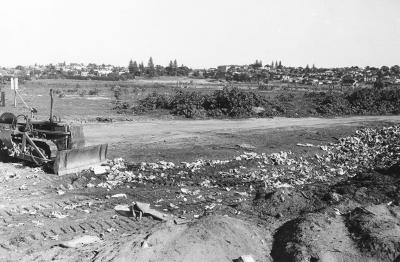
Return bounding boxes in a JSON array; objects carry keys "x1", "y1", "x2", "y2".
[{"x1": 84, "y1": 115, "x2": 400, "y2": 162}]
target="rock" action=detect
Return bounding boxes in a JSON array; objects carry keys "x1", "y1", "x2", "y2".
[{"x1": 60, "y1": 235, "x2": 102, "y2": 248}]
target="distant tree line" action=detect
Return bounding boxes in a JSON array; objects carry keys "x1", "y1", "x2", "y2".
[{"x1": 128, "y1": 57, "x2": 191, "y2": 78}]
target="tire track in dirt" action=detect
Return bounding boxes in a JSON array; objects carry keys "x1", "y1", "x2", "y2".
[{"x1": 0, "y1": 193, "x2": 161, "y2": 261}]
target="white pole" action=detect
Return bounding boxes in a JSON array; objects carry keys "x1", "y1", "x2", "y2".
[{"x1": 11, "y1": 78, "x2": 16, "y2": 107}]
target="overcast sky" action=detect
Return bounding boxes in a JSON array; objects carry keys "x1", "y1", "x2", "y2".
[{"x1": 0, "y1": 0, "x2": 399, "y2": 68}]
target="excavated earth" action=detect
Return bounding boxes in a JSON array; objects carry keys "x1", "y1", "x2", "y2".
[{"x1": 1, "y1": 118, "x2": 400, "y2": 262}]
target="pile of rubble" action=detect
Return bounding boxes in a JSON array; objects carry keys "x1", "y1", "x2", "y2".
[{"x1": 91, "y1": 125, "x2": 400, "y2": 193}]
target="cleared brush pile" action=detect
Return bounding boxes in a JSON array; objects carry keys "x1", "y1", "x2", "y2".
[
  {"x1": 123, "y1": 87, "x2": 400, "y2": 118},
  {"x1": 132, "y1": 87, "x2": 284, "y2": 118},
  {"x1": 347, "y1": 88, "x2": 400, "y2": 115}
]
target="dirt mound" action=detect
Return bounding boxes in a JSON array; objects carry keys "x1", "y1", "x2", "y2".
[
  {"x1": 252, "y1": 186, "x2": 328, "y2": 219},
  {"x1": 95, "y1": 215, "x2": 270, "y2": 262},
  {"x1": 271, "y1": 209, "x2": 363, "y2": 262},
  {"x1": 346, "y1": 205, "x2": 400, "y2": 262},
  {"x1": 258, "y1": 163, "x2": 400, "y2": 262},
  {"x1": 332, "y1": 167, "x2": 400, "y2": 205},
  {"x1": 271, "y1": 205, "x2": 400, "y2": 262}
]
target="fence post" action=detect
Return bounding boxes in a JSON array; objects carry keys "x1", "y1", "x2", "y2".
[{"x1": 1, "y1": 92, "x2": 5, "y2": 107}]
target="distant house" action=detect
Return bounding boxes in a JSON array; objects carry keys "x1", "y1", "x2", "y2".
[
  {"x1": 98, "y1": 69, "x2": 112, "y2": 76},
  {"x1": 282, "y1": 75, "x2": 291, "y2": 82},
  {"x1": 364, "y1": 75, "x2": 377, "y2": 83}
]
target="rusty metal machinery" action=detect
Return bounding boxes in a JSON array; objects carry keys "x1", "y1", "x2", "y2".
[{"x1": 0, "y1": 89, "x2": 107, "y2": 175}]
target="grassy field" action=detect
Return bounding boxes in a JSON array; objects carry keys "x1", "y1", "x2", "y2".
[
  {"x1": 0, "y1": 77, "x2": 375, "y2": 122},
  {"x1": 0, "y1": 78, "x2": 293, "y2": 122},
  {"x1": 0, "y1": 78, "x2": 207, "y2": 122}
]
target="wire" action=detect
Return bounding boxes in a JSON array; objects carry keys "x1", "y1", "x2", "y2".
[{"x1": 15, "y1": 89, "x2": 33, "y2": 112}]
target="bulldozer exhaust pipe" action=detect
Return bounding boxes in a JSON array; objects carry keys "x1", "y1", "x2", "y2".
[{"x1": 49, "y1": 89, "x2": 54, "y2": 123}]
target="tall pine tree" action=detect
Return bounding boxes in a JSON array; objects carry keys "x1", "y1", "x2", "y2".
[
  {"x1": 128, "y1": 59, "x2": 134, "y2": 74},
  {"x1": 147, "y1": 57, "x2": 155, "y2": 77},
  {"x1": 139, "y1": 62, "x2": 145, "y2": 75},
  {"x1": 173, "y1": 59, "x2": 178, "y2": 76},
  {"x1": 132, "y1": 61, "x2": 139, "y2": 75}
]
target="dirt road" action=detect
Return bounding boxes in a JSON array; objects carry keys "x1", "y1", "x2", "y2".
[{"x1": 84, "y1": 115, "x2": 400, "y2": 162}]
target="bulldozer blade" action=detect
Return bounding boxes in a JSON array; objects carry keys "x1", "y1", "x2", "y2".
[{"x1": 53, "y1": 144, "x2": 108, "y2": 175}]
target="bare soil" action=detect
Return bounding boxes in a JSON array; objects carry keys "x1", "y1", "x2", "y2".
[
  {"x1": 1, "y1": 115, "x2": 400, "y2": 261},
  {"x1": 84, "y1": 115, "x2": 400, "y2": 162}
]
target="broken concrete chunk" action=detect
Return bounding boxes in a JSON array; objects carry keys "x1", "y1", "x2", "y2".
[
  {"x1": 114, "y1": 204, "x2": 132, "y2": 217},
  {"x1": 60, "y1": 235, "x2": 102, "y2": 248},
  {"x1": 132, "y1": 201, "x2": 169, "y2": 221},
  {"x1": 233, "y1": 254, "x2": 256, "y2": 262},
  {"x1": 92, "y1": 165, "x2": 110, "y2": 175},
  {"x1": 141, "y1": 240, "x2": 149, "y2": 248}
]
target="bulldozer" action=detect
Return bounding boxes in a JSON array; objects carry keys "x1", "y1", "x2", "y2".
[{"x1": 0, "y1": 89, "x2": 108, "y2": 175}]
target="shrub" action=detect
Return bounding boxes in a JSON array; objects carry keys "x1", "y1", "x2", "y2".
[
  {"x1": 79, "y1": 90, "x2": 87, "y2": 97},
  {"x1": 136, "y1": 92, "x2": 170, "y2": 112},
  {"x1": 170, "y1": 90, "x2": 206, "y2": 118},
  {"x1": 88, "y1": 88, "x2": 99, "y2": 95},
  {"x1": 113, "y1": 102, "x2": 131, "y2": 114},
  {"x1": 128, "y1": 87, "x2": 400, "y2": 119}
]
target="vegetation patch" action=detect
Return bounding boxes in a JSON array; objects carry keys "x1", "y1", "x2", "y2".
[{"x1": 117, "y1": 87, "x2": 400, "y2": 119}]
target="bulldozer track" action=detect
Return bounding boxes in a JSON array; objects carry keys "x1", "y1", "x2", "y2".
[{"x1": 0, "y1": 194, "x2": 161, "y2": 259}]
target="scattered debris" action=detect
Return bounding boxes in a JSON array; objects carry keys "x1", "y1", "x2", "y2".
[
  {"x1": 297, "y1": 143, "x2": 319, "y2": 148},
  {"x1": 96, "y1": 117, "x2": 113, "y2": 122},
  {"x1": 111, "y1": 193, "x2": 127, "y2": 198},
  {"x1": 237, "y1": 143, "x2": 256, "y2": 150},
  {"x1": 59, "y1": 235, "x2": 102, "y2": 248},
  {"x1": 19, "y1": 185, "x2": 28, "y2": 190},
  {"x1": 49, "y1": 211, "x2": 69, "y2": 219}
]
